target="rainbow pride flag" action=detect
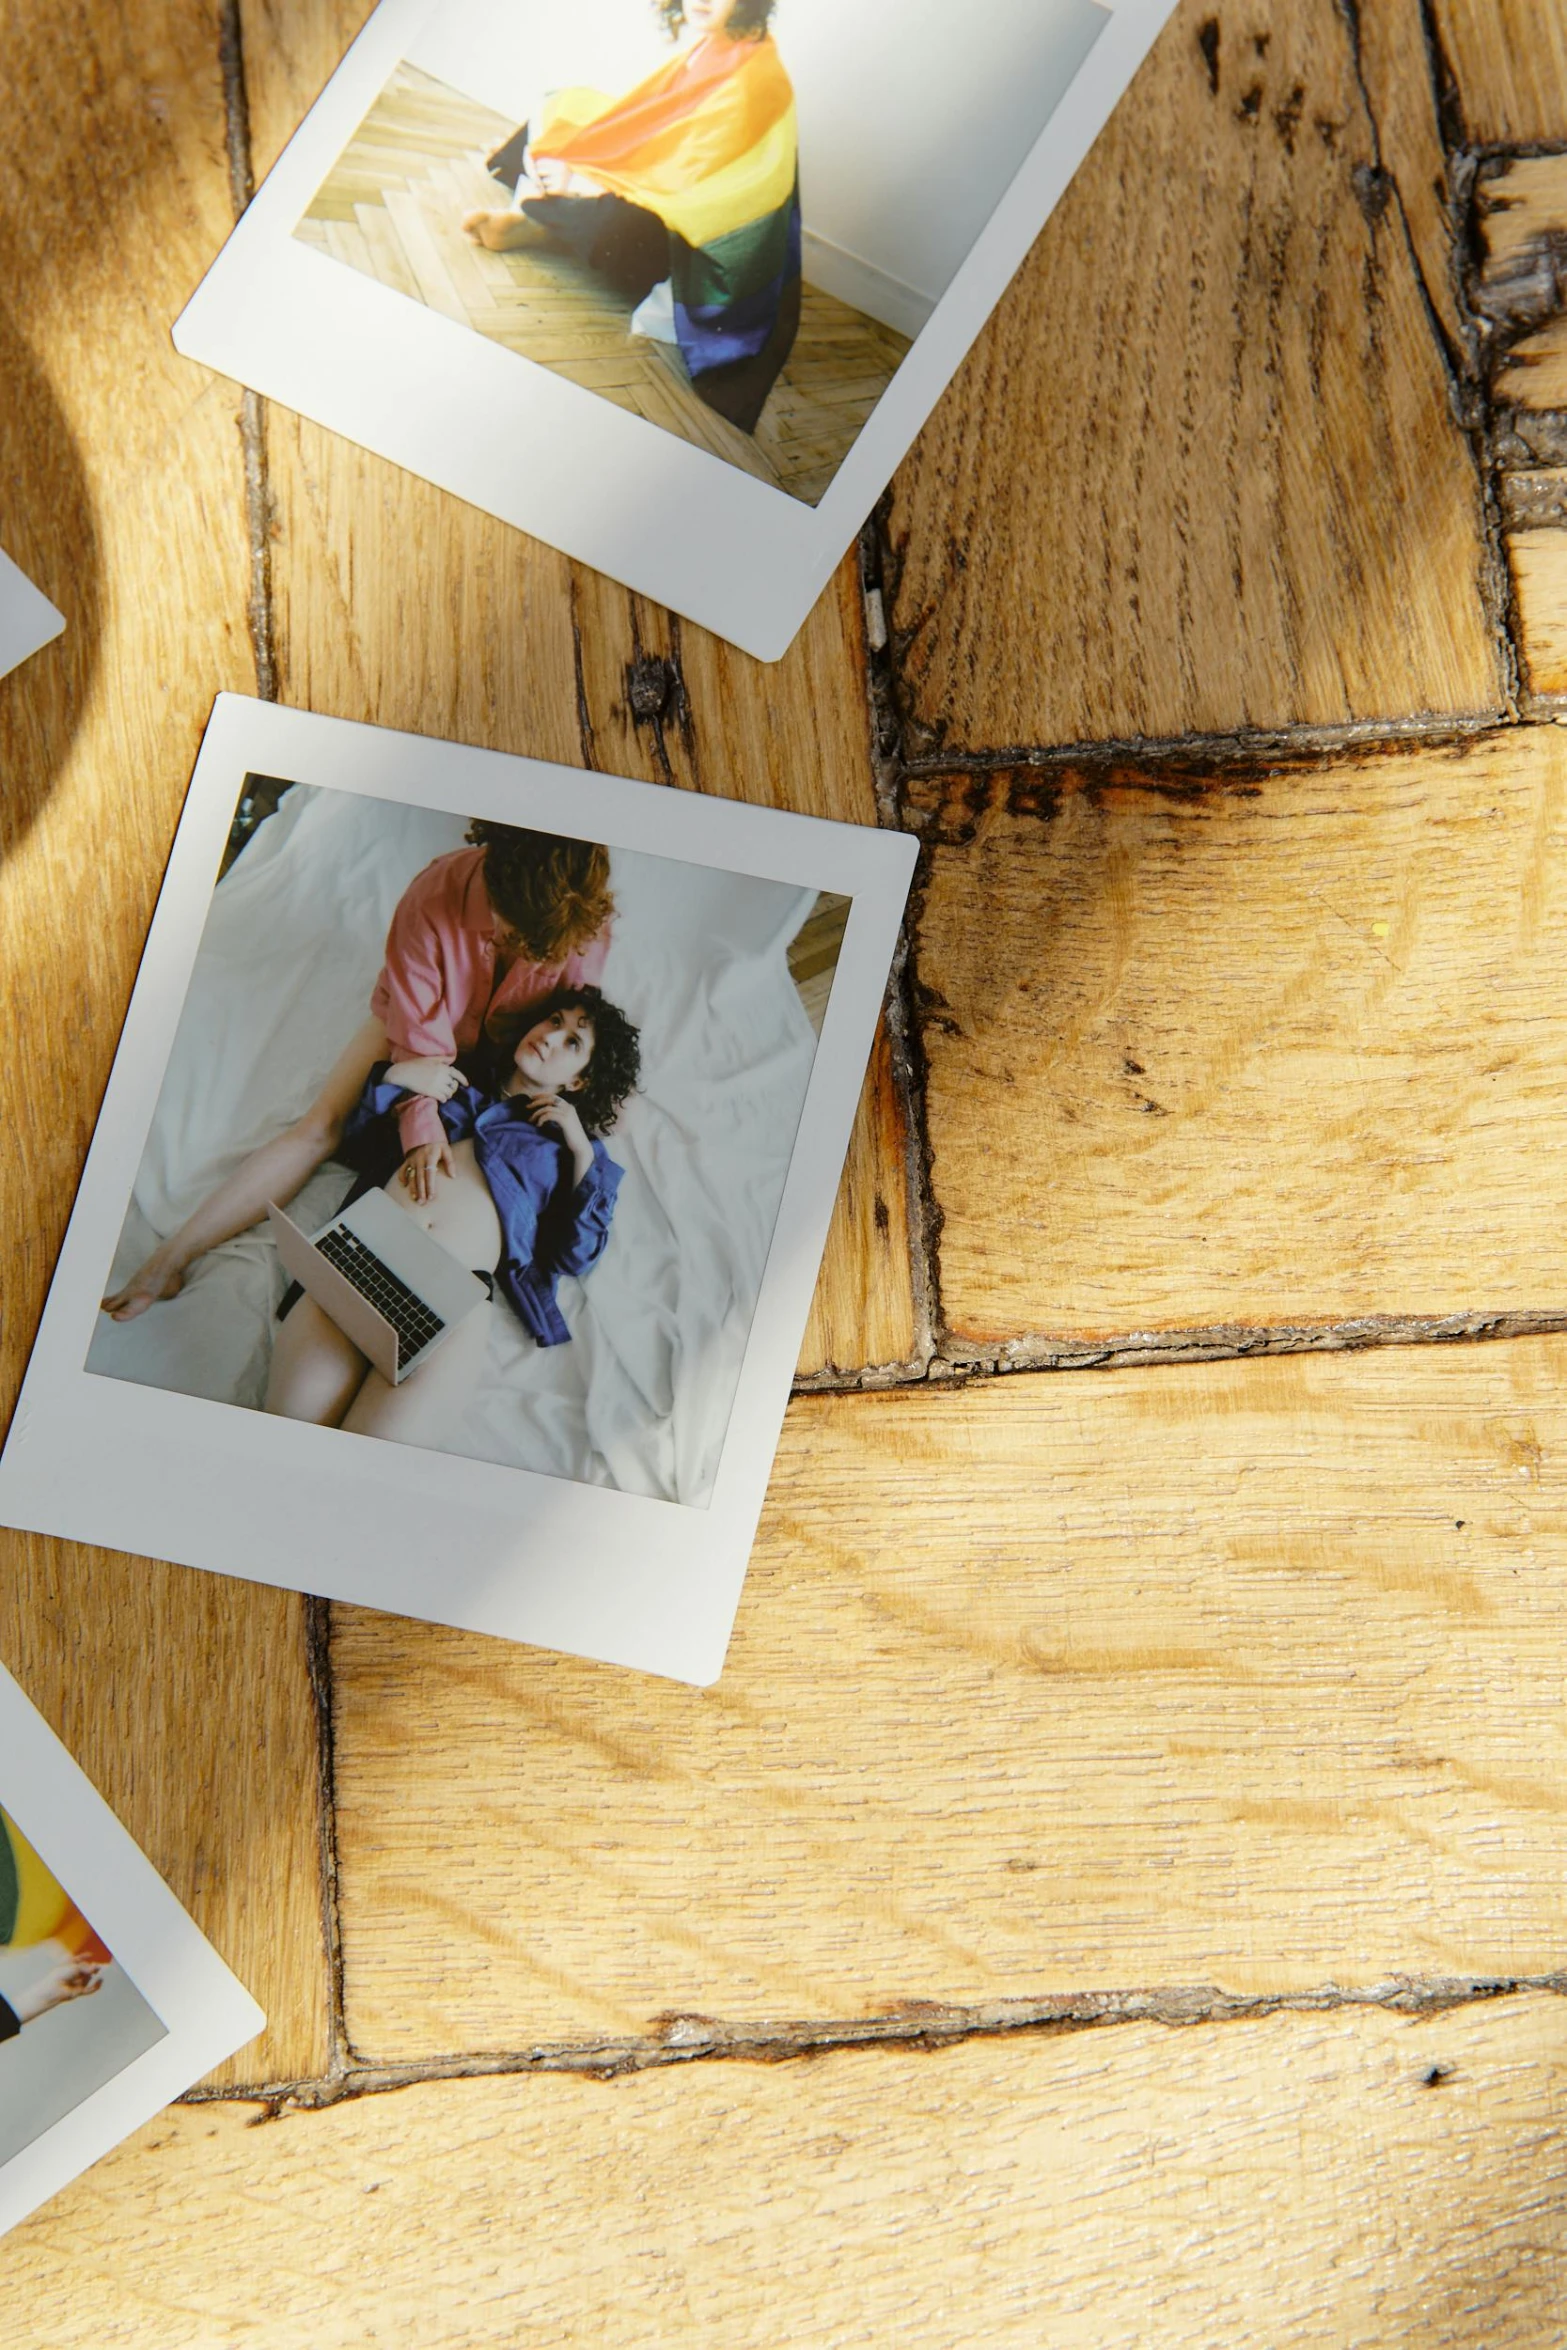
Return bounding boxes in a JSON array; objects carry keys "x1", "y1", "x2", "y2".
[{"x1": 533, "y1": 33, "x2": 801, "y2": 432}]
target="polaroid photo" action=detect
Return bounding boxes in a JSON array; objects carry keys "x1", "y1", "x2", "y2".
[
  {"x1": 0, "y1": 546, "x2": 63, "y2": 683},
  {"x1": 173, "y1": 0, "x2": 1179, "y2": 660},
  {"x1": 0, "y1": 1660, "x2": 263, "y2": 2240},
  {"x1": 0, "y1": 696, "x2": 915, "y2": 1685}
]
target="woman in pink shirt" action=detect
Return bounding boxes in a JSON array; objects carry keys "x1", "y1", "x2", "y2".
[{"x1": 101, "y1": 820, "x2": 614, "y2": 1320}]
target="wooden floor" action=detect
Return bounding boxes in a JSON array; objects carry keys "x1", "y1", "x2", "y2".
[
  {"x1": 296, "y1": 63, "x2": 912, "y2": 507},
  {"x1": 11, "y1": 0, "x2": 1567, "y2": 2340},
  {"x1": 787, "y1": 891, "x2": 850, "y2": 1034}
]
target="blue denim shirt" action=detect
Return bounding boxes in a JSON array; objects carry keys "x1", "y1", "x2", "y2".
[{"x1": 342, "y1": 1072, "x2": 623, "y2": 1348}]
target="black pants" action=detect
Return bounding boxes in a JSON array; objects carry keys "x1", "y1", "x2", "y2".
[
  {"x1": 485, "y1": 124, "x2": 795, "y2": 435},
  {"x1": 486, "y1": 124, "x2": 669, "y2": 306}
]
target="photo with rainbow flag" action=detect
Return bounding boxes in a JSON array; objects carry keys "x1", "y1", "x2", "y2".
[
  {"x1": 292, "y1": 0, "x2": 1110, "y2": 503},
  {"x1": 0, "y1": 1805, "x2": 164, "y2": 2167}
]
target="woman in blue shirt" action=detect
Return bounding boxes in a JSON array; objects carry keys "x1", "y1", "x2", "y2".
[{"x1": 264, "y1": 985, "x2": 641, "y2": 1448}]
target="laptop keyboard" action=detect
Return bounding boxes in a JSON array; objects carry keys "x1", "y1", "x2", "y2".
[{"x1": 317, "y1": 1226, "x2": 447, "y2": 1371}]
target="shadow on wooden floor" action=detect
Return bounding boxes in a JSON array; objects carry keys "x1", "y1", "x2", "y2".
[
  {"x1": 0, "y1": 298, "x2": 99, "y2": 863},
  {"x1": 295, "y1": 62, "x2": 911, "y2": 507}
]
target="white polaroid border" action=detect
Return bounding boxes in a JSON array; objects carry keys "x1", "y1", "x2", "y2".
[
  {"x1": 0, "y1": 546, "x2": 64, "y2": 684},
  {"x1": 0, "y1": 1660, "x2": 263, "y2": 2240},
  {"x1": 0, "y1": 696, "x2": 916, "y2": 1685},
  {"x1": 173, "y1": 0, "x2": 1179, "y2": 661}
]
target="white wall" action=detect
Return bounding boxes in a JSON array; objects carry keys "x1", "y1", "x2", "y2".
[
  {"x1": 0, "y1": 1954, "x2": 165, "y2": 2166},
  {"x1": 408, "y1": 0, "x2": 1113, "y2": 334}
]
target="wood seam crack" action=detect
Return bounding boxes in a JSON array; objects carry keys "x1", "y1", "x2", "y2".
[
  {"x1": 218, "y1": 0, "x2": 275, "y2": 703},
  {"x1": 303, "y1": 1597, "x2": 350, "y2": 2079},
  {"x1": 897, "y1": 707, "x2": 1514, "y2": 781},
  {"x1": 856, "y1": 505, "x2": 939, "y2": 1372},
  {"x1": 182, "y1": 1969, "x2": 1567, "y2": 2113},
  {"x1": 793, "y1": 1308, "x2": 1567, "y2": 1398}
]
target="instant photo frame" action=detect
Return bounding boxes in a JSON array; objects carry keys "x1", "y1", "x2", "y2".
[
  {"x1": 0, "y1": 697, "x2": 916, "y2": 1685},
  {"x1": 0, "y1": 546, "x2": 64, "y2": 684},
  {"x1": 0, "y1": 1662, "x2": 263, "y2": 2241},
  {"x1": 173, "y1": 0, "x2": 1180, "y2": 660}
]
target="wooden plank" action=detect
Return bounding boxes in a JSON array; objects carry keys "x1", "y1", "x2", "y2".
[
  {"x1": 380, "y1": 189, "x2": 470, "y2": 324},
  {"x1": 11, "y1": 1993, "x2": 1567, "y2": 2346},
  {"x1": 1509, "y1": 528, "x2": 1567, "y2": 696},
  {"x1": 322, "y1": 217, "x2": 375, "y2": 277},
  {"x1": 331, "y1": 1339, "x2": 1567, "y2": 2055},
  {"x1": 1430, "y1": 0, "x2": 1567, "y2": 144},
  {"x1": 355, "y1": 201, "x2": 421, "y2": 299},
  {"x1": 1469, "y1": 155, "x2": 1567, "y2": 704},
  {"x1": 887, "y1": 0, "x2": 1501, "y2": 753},
  {"x1": 465, "y1": 322, "x2": 645, "y2": 362},
  {"x1": 244, "y1": 0, "x2": 377, "y2": 177},
  {"x1": 1494, "y1": 322, "x2": 1567, "y2": 411},
  {"x1": 1477, "y1": 153, "x2": 1567, "y2": 297},
  {"x1": 1353, "y1": 0, "x2": 1463, "y2": 349},
  {"x1": 914, "y1": 730, "x2": 1567, "y2": 1348},
  {"x1": 0, "y1": 0, "x2": 330, "y2": 2084},
  {"x1": 789, "y1": 892, "x2": 852, "y2": 1035}
]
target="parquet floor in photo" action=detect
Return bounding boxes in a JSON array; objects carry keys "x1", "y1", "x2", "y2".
[
  {"x1": 296, "y1": 63, "x2": 912, "y2": 506},
  {"x1": 8, "y1": 0, "x2": 1567, "y2": 2341}
]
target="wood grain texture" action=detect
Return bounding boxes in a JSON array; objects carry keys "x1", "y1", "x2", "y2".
[
  {"x1": 1475, "y1": 154, "x2": 1567, "y2": 317},
  {"x1": 1474, "y1": 155, "x2": 1567, "y2": 705},
  {"x1": 1355, "y1": 0, "x2": 1463, "y2": 350},
  {"x1": 914, "y1": 731, "x2": 1567, "y2": 1349},
  {"x1": 332, "y1": 1343, "x2": 1567, "y2": 2057},
  {"x1": 8, "y1": 1994, "x2": 1567, "y2": 2348},
  {"x1": 887, "y1": 0, "x2": 1501, "y2": 755},
  {"x1": 238, "y1": 0, "x2": 918, "y2": 1378},
  {"x1": 0, "y1": 1546, "x2": 328, "y2": 2091},
  {"x1": 1496, "y1": 351, "x2": 1567, "y2": 415},
  {"x1": 1510, "y1": 528, "x2": 1567, "y2": 696},
  {"x1": 0, "y1": 0, "x2": 330, "y2": 2083},
  {"x1": 1432, "y1": 0, "x2": 1567, "y2": 144},
  {"x1": 243, "y1": 0, "x2": 379, "y2": 183}
]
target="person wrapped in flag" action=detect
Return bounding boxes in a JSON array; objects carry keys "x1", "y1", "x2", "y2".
[
  {"x1": 0, "y1": 1808, "x2": 107, "y2": 2045},
  {"x1": 462, "y1": 0, "x2": 800, "y2": 435}
]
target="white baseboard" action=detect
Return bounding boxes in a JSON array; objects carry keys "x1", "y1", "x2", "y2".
[{"x1": 800, "y1": 230, "x2": 936, "y2": 341}]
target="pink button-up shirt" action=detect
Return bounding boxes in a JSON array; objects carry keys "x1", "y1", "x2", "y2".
[{"x1": 370, "y1": 847, "x2": 612, "y2": 1155}]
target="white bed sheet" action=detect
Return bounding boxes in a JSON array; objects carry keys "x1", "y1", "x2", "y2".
[{"x1": 86, "y1": 783, "x2": 822, "y2": 1506}]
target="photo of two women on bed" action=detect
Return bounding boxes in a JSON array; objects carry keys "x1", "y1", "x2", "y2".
[{"x1": 88, "y1": 782, "x2": 848, "y2": 1510}]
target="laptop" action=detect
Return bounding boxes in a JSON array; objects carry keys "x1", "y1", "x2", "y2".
[{"x1": 267, "y1": 1189, "x2": 490, "y2": 1385}]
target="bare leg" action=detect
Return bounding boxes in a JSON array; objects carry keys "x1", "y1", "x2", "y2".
[
  {"x1": 342, "y1": 1139, "x2": 502, "y2": 1448},
  {"x1": 102, "y1": 1017, "x2": 388, "y2": 1320},
  {"x1": 263, "y1": 1295, "x2": 371, "y2": 1426},
  {"x1": 341, "y1": 1303, "x2": 494, "y2": 1449},
  {"x1": 461, "y1": 207, "x2": 546, "y2": 251}
]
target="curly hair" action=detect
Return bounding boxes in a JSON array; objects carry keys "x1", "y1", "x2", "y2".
[
  {"x1": 495, "y1": 985, "x2": 642, "y2": 1136},
  {"x1": 465, "y1": 822, "x2": 615, "y2": 965},
  {"x1": 655, "y1": 0, "x2": 774, "y2": 38}
]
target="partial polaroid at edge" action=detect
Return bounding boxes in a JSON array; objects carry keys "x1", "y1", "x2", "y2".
[
  {"x1": 0, "y1": 547, "x2": 63, "y2": 683},
  {"x1": 0, "y1": 1661, "x2": 264, "y2": 2243}
]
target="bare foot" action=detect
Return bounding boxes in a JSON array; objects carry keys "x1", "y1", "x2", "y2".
[
  {"x1": 17, "y1": 1956, "x2": 104, "y2": 2025},
  {"x1": 101, "y1": 1254, "x2": 185, "y2": 1321},
  {"x1": 461, "y1": 207, "x2": 541, "y2": 252}
]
